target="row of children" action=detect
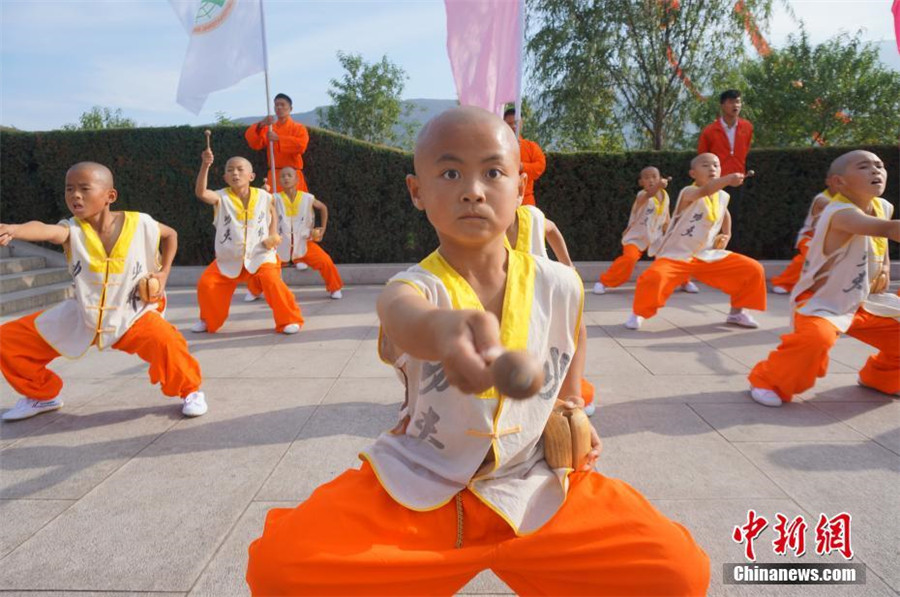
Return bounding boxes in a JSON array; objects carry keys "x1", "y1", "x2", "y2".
[{"x1": 0, "y1": 149, "x2": 343, "y2": 421}]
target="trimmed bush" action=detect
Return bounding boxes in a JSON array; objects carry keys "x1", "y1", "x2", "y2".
[{"x1": 1, "y1": 126, "x2": 895, "y2": 264}]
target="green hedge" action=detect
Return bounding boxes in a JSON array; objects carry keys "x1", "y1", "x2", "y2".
[{"x1": 0, "y1": 126, "x2": 896, "y2": 264}]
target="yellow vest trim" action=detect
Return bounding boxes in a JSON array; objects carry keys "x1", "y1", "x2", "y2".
[
  {"x1": 279, "y1": 190, "x2": 303, "y2": 218},
  {"x1": 652, "y1": 190, "x2": 668, "y2": 216},
  {"x1": 514, "y1": 206, "x2": 533, "y2": 253},
  {"x1": 224, "y1": 187, "x2": 259, "y2": 223},
  {"x1": 77, "y1": 211, "x2": 138, "y2": 275}
]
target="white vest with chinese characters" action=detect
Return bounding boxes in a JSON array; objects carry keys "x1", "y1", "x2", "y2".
[
  {"x1": 274, "y1": 190, "x2": 315, "y2": 261},
  {"x1": 35, "y1": 212, "x2": 162, "y2": 358},
  {"x1": 624, "y1": 190, "x2": 669, "y2": 252},
  {"x1": 512, "y1": 205, "x2": 548, "y2": 258},
  {"x1": 652, "y1": 187, "x2": 730, "y2": 262},
  {"x1": 363, "y1": 249, "x2": 583, "y2": 535},
  {"x1": 213, "y1": 187, "x2": 276, "y2": 278}
]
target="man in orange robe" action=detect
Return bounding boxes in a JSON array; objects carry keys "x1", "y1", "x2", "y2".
[
  {"x1": 244, "y1": 93, "x2": 310, "y2": 193},
  {"x1": 504, "y1": 108, "x2": 546, "y2": 206}
]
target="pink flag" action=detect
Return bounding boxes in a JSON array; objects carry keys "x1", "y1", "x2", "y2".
[
  {"x1": 444, "y1": 0, "x2": 524, "y2": 116},
  {"x1": 894, "y1": 0, "x2": 900, "y2": 54}
]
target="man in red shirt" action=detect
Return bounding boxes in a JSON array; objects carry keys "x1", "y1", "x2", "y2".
[
  {"x1": 697, "y1": 90, "x2": 753, "y2": 177},
  {"x1": 504, "y1": 108, "x2": 546, "y2": 206},
  {"x1": 245, "y1": 93, "x2": 310, "y2": 192}
]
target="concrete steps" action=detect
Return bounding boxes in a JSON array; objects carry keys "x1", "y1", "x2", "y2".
[{"x1": 0, "y1": 244, "x2": 72, "y2": 316}]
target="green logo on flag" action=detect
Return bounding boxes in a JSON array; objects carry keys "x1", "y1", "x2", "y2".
[{"x1": 193, "y1": 0, "x2": 235, "y2": 34}]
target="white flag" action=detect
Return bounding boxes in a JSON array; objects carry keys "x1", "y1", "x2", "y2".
[{"x1": 170, "y1": 0, "x2": 267, "y2": 114}]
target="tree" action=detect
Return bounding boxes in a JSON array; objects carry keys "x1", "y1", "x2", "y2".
[
  {"x1": 692, "y1": 31, "x2": 900, "y2": 147},
  {"x1": 213, "y1": 111, "x2": 243, "y2": 127},
  {"x1": 526, "y1": 0, "x2": 777, "y2": 150},
  {"x1": 317, "y1": 52, "x2": 416, "y2": 149},
  {"x1": 62, "y1": 106, "x2": 136, "y2": 131}
]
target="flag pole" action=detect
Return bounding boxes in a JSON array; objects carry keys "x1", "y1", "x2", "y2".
[
  {"x1": 514, "y1": 0, "x2": 524, "y2": 135},
  {"x1": 260, "y1": 0, "x2": 278, "y2": 194}
]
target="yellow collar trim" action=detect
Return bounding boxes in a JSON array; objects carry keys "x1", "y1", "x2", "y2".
[
  {"x1": 278, "y1": 190, "x2": 304, "y2": 218},
  {"x1": 833, "y1": 193, "x2": 886, "y2": 257},
  {"x1": 514, "y1": 206, "x2": 533, "y2": 253},
  {"x1": 225, "y1": 187, "x2": 259, "y2": 223},
  {"x1": 77, "y1": 211, "x2": 137, "y2": 274},
  {"x1": 651, "y1": 190, "x2": 668, "y2": 216},
  {"x1": 420, "y1": 248, "x2": 536, "y2": 399}
]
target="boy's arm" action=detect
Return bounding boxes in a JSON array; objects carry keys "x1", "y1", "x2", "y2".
[
  {"x1": 377, "y1": 282, "x2": 500, "y2": 395},
  {"x1": 681, "y1": 173, "x2": 745, "y2": 204},
  {"x1": 0, "y1": 221, "x2": 69, "y2": 246},
  {"x1": 713, "y1": 209, "x2": 732, "y2": 249},
  {"x1": 312, "y1": 199, "x2": 329, "y2": 232},
  {"x1": 810, "y1": 195, "x2": 830, "y2": 218},
  {"x1": 195, "y1": 150, "x2": 220, "y2": 205},
  {"x1": 544, "y1": 219, "x2": 573, "y2": 267},
  {"x1": 831, "y1": 210, "x2": 900, "y2": 242},
  {"x1": 148, "y1": 223, "x2": 177, "y2": 297}
]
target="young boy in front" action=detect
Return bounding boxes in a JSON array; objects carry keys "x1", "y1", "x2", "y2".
[
  {"x1": 246, "y1": 107, "x2": 709, "y2": 596},
  {"x1": 192, "y1": 151, "x2": 303, "y2": 334},
  {"x1": 0, "y1": 162, "x2": 206, "y2": 421},
  {"x1": 244, "y1": 166, "x2": 344, "y2": 301},
  {"x1": 626, "y1": 153, "x2": 767, "y2": 330},
  {"x1": 594, "y1": 166, "x2": 670, "y2": 295},
  {"x1": 749, "y1": 150, "x2": 899, "y2": 406}
]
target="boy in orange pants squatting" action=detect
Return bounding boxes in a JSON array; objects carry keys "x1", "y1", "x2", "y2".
[
  {"x1": 626, "y1": 153, "x2": 766, "y2": 330},
  {"x1": 749, "y1": 150, "x2": 899, "y2": 406},
  {"x1": 0, "y1": 162, "x2": 206, "y2": 421},
  {"x1": 245, "y1": 107, "x2": 709, "y2": 596},
  {"x1": 594, "y1": 166, "x2": 670, "y2": 295},
  {"x1": 769, "y1": 180, "x2": 836, "y2": 294},
  {"x1": 244, "y1": 166, "x2": 344, "y2": 302},
  {"x1": 192, "y1": 150, "x2": 303, "y2": 335},
  {"x1": 506, "y1": 202, "x2": 597, "y2": 415}
]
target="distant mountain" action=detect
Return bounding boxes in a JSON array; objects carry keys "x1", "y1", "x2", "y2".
[{"x1": 235, "y1": 98, "x2": 458, "y2": 133}]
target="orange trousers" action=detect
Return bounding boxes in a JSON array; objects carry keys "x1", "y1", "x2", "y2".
[
  {"x1": 749, "y1": 310, "x2": 900, "y2": 401},
  {"x1": 599, "y1": 243, "x2": 643, "y2": 287},
  {"x1": 250, "y1": 242, "x2": 343, "y2": 295},
  {"x1": 633, "y1": 254, "x2": 767, "y2": 319},
  {"x1": 246, "y1": 461, "x2": 709, "y2": 596},
  {"x1": 769, "y1": 237, "x2": 810, "y2": 292},
  {"x1": 0, "y1": 310, "x2": 201, "y2": 400},
  {"x1": 197, "y1": 261, "x2": 303, "y2": 333}
]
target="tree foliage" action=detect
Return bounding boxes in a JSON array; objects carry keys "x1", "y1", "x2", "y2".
[
  {"x1": 526, "y1": 0, "x2": 776, "y2": 150},
  {"x1": 692, "y1": 30, "x2": 900, "y2": 147},
  {"x1": 317, "y1": 52, "x2": 416, "y2": 149},
  {"x1": 62, "y1": 106, "x2": 136, "y2": 131}
]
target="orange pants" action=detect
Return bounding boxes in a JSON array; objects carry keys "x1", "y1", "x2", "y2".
[
  {"x1": 246, "y1": 461, "x2": 709, "y2": 596},
  {"x1": 197, "y1": 261, "x2": 303, "y2": 333},
  {"x1": 250, "y1": 242, "x2": 343, "y2": 295},
  {"x1": 749, "y1": 310, "x2": 900, "y2": 401},
  {"x1": 599, "y1": 243, "x2": 643, "y2": 287},
  {"x1": 769, "y1": 237, "x2": 810, "y2": 292},
  {"x1": 0, "y1": 310, "x2": 201, "y2": 400},
  {"x1": 633, "y1": 254, "x2": 767, "y2": 319}
]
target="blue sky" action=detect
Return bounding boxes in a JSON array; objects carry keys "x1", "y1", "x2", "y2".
[{"x1": 1, "y1": 0, "x2": 897, "y2": 131}]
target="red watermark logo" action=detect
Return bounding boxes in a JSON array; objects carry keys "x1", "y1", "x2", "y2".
[{"x1": 733, "y1": 511, "x2": 853, "y2": 562}]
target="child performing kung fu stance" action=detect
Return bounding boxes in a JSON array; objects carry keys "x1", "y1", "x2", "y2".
[
  {"x1": 244, "y1": 166, "x2": 344, "y2": 302},
  {"x1": 192, "y1": 150, "x2": 303, "y2": 335},
  {"x1": 594, "y1": 166, "x2": 670, "y2": 295},
  {"x1": 749, "y1": 150, "x2": 899, "y2": 406},
  {"x1": 246, "y1": 107, "x2": 709, "y2": 596},
  {"x1": 0, "y1": 162, "x2": 206, "y2": 421},
  {"x1": 626, "y1": 153, "x2": 766, "y2": 330}
]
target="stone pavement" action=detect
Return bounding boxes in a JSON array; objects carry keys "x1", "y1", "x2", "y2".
[{"x1": 1, "y1": 279, "x2": 898, "y2": 597}]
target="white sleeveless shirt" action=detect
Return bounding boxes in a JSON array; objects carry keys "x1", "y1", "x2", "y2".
[
  {"x1": 212, "y1": 187, "x2": 277, "y2": 278},
  {"x1": 793, "y1": 195, "x2": 899, "y2": 332},
  {"x1": 274, "y1": 190, "x2": 315, "y2": 261},
  {"x1": 651, "y1": 187, "x2": 730, "y2": 262},
  {"x1": 623, "y1": 190, "x2": 669, "y2": 252},
  {"x1": 35, "y1": 212, "x2": 162, "y2": 358},
  {"x1": 511, "y1": 205, "x2": 548, "y2": 258},
  {"x1": 794, "y1": 190, "x2": 833, "y2": 247},
  {"x1": 363, "y1": 249, "x2": 583, "y2": 535}
]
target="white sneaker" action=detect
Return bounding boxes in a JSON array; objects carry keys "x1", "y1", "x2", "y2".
[
  {"x1": 726, "y1": 311, "x2": 759, "y2": 328},
  {"x1": 282, "y1": 323, "x2": 301, "y2": 335},
  {"x1": 624, "y1": 313, "x2": 644, "y2": 330},
  {"x1": 244, "y1": 292, "x2": 261, "y2": 302},
  {"x1": 592, "y1": 282, "x2": 606, "y2": 295},
  {"x1": 182, "y1": 391, "x2": 207, "y2": 417},
  {"x1": 771, "y1": 286, "x2": 789, "y2": 295},
  {"x1": 583, "y1": 403, "x2": 596, "y2": 417},
  {"x1": 330, "y1": 290, "x2": 343, "y2": 299},
  {"x1": 295, "y1": 262, "x2": 309, "y2": 271},
  {"x1": 190, "y1": 320, "x2": 208, "y2": 333},
  {"x1": 2, "y1": 397, "x2": 64, "y2": 421},
  {"x1": 750, "y1": 386, "x2": 783, "y2": 407},
  {"x1": 680, "y1": 281, "x2": 700, "y2": 293}
]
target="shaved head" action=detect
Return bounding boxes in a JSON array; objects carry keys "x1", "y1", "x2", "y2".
[
  {"x1": 829, "y1": 150, "x2": 879, "y2": 177},
  {"x1": 414, "y1": 106, "x2": 519, "y2": 172},
  {"x1": 225, "y1": 156, "x2": 253, "y2": 171},
  {"x1": 280, "y1": 166, "x2": 296, "y2": 175},
  {"x1": 640, "y1": 166, "x2": 660, "y2": 178},
  {"x1": 690, "y1": 153, "x2": 719, "y2": 169},
  {"x1": 67, "y1": 162, "x2": 114, "y2": 187}
]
